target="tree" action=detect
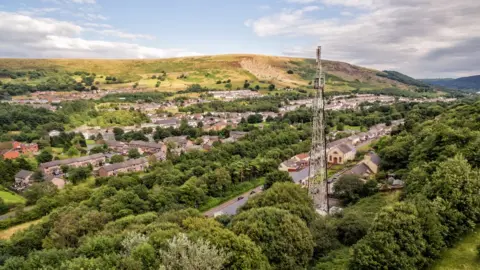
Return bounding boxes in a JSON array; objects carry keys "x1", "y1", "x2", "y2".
[
  {"x1": 287, "y1": 70, "x2": 294, "y2": 74},
  {"x1": 247, "y1": 114, "x2": 263, "y2": 124},
  {"x1": 66, "y1": 146, "x2": 80, "y2": 157},
  {"x1": 160, "y1": 233, "x2": 229, "y2": 270},
  {"x1": 255, "y1": 85, "x2": 260, "y2": 90},
  {"x1": 67, "y1": 167, "x2": 92, "y2": 184},
  {"x1": 128, "y1": 148, "x2": 141, "y2": 159},
  {"x1": 350, "y1": 202, "x2": 438, "y2": 269},
  {"x1": 336, "y1": 212, "x2": 369, "y2": 246},
  {"x1": 268, "y1": 84, "x2": 275, "y2": 91},
  {"x1": 337, "y1": 122, "x2": 345, "y2": 131},
  {"x1": 0, "y1": 198, "x2": 8, "y2": 215},
  {"x1": 113, "y1": 127, "x2": 124, "y2": 141},
  {"x1": 182, "y1": 217, "x2": 270, "y2": 269},
  {"x1": 110, "y1": 155, "x2": 125, "y2": 164},
  {"x1": 231, "y1": 207, "x2": 314, "y2": 269},
  {"x1": 264, "y1": 170, "x2": 293, "y2": 189},
  {"x1": 36, "y1": 150, "x2": 53, "y2": 163},
  {"x1": 333, "y1": 174, "x2": 365, "y2": 204},
  {"x1": 241, "y1": 182, "x2": 315, "y2": 225},
  {"x1": 225, "y1": 83, "x2": 232, "y2": 89},
  {"x1": 23, "y1": 182, "x2": 58, "y2": 205},
  {"x1": 309, "y1": 216, "x2": 341, "y2": 257}
]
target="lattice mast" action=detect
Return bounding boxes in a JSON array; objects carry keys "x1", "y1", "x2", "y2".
[{"x1": 308, "y1": 46, "x2": 329, "y2": 213}]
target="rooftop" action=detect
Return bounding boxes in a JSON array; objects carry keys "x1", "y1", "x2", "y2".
[
  {"x1": 101, "y1": 158, "x2": 148, "y2": 172},
  {"x1": 40, "y1": 153, "x2": 105, "y2": 168}
]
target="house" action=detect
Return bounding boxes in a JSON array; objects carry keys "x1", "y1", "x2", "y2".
[
  {"x1": 155, "y1": 118, "x2": 179, "y2": 129},
  {"x1": 229, "y1": 131, "x2": 248, "y2": 141},
  {"x1": 279, "y1": 159, "x2": 308, "y2": 172},
  {"x1": 98, "y1": 158, "x2": 149, "y2": 177},
  {"x1": 40, "y1": 153, "x2": 106, "y2": 176},
  {"x1": 163, "y1": 136, "x2": 193, "y2": 151},
  {"x1": 2, "y1": 150, "x2": 20, "y2": 160},
  {"x1": 348, "y1": 135, "x2": 361, "y2": 145},
  {"x1": 12, "y1": 141, "x2": 39, "y2": 154},
  {"x1": 105, "y1": 140, "x2": 129, "y2": 154},
  {"x1": 201, "y1": 136, "x2": 220, "y2": 151},
  {"x1": 292, "y1": 153, "x2": 310, "y2": 162},
  {"x1": 344, "y1": 152, "x2": 381, "y2": 178},
  {"x1": 327, "y1": 143, "x2": 356, "y2": 164},
  {"x1": 13, "y1": 170, "x2": 33, "y2": 191},
  {"x1": 129, "y1": 141, "x2": 167, "y2": 155}
]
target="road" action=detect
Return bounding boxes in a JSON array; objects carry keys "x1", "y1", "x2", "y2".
[{"x1": 203, "y1": 186, "x2": 263, "y2": 217}]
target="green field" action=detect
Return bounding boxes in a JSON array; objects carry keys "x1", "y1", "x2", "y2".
[
  {"x1": 0, "y1": 188, "x2": 26, "y2": 205},
  {"x1": 432, "y1": 227, "x2": 480, "y2": 270}
]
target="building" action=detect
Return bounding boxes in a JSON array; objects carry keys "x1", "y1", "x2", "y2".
[
  {"x1": 1, "y1": 149, "x2": 20, "y2": 160},
  {"x1": 327, "y1": 143, "x2": 356, "y2": 164},
  {"x1": 155, "y1": 118, "x2": 179, "y2": 128},
  {"x1": 40, "y1": 153, "x2": 106, "y2": 176},
  {"x1": 163, "y1": 136, "x2": 193, "y2": 151},
  {"x1": 129, "y1": 141, "x2": 167, "y2": 155},
  {"x1": 98, "y1": 158, "x2": 149, "y2": 177},
  {"x1": 12, "y1": 141, "x2": 39, "y2": 154},
  {"x1": 105, "y1": 140, "x2": 129, "y2": 154},
  {"x1": 13, "y1": 170, "x2": 34, "y2": 191},
  {"x1": 344, "y1": 152, "x2": 381, "y2": 178}
]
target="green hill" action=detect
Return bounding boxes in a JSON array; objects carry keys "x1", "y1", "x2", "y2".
[{"x1": 0, "y1": 55, "x2": 434, "y2": 94}]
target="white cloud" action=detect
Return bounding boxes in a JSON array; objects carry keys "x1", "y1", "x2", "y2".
[
  {"x1": 286, "y1": 0, "x2": 318, "y2": 3},
  {"x1": 96, "y1": 29, "x2": 155, "y2": 40},
  {"x1": 246, "y1": 6, "x2": 322, "y2": 37},
  {"x1": 69, "y1": 0, "x2": 96, "y2": 4},
  {"x1": 18, "y1": 7, "x2": 60, "y2": 16},
  {"x1": 247, "y1": 0, "x2": 480, "y2": 77},
  {"x1": 0, "y1": 12, "x2": 199, "y2": 59},
  {"x1": 83, "y1": 22, "x2": 112, "y2": 28}
]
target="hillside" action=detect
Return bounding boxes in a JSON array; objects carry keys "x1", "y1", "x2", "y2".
[
  {"x1": 0, "y1": 55, "x2": 427, "y2": 93},
  {"x1": 423, "y1": 75, "x2": 480, "y2": 92}
]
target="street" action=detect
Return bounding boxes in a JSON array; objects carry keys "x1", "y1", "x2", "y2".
[{"x1": 203, "y1": 186, "x2": 263, "y2": 217}]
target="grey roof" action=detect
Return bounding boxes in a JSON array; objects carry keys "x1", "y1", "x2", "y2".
[
  {"x1": 105, "y1": 140, "x2": 126, "y2": 147},
  {"x1": 346, "y1": 163, "x2": 371, "y2": 176},
  {"x1": 101, "y1": 158, "x2": 148, "y2": 172},
  {"x1": 40, "y1": 153, "x2": 105, "y2": 168},
  {"x1": 289, "y1": 167, "x2": 309, "y2": 184},
  {"x1": 129, "y1": 140, "x2": 164, "y2": 149},
  {"x1": 15, "y1": 170, "x2": 33, "y2": 179},
  {"x1": 156, "y1": 119, "x2": 178, "y2": 125},
  {"x1": 335, "y1": 143, "x2": 355, "y2": 154},
  {"x1": 368, "y1": 152, "x2": 381, "y2": 166},
  {"x1": 164, "y1": 136, "x2": 188, "y2": 144}
]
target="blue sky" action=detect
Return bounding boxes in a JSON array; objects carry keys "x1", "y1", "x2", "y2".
[{"x1": 0, "y1": 0, "x2": 479, "y2": 77}]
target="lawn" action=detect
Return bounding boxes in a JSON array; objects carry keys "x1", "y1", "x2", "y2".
[
  {"x1": 0, "y1": 188, "x2": 26, "y2": 205},
  {"x1": 0, "y1": 219, "x2": 42, "y2": 240},
  {"x1": 432, "y1": 227, "x2": 480, "y2": 270}
]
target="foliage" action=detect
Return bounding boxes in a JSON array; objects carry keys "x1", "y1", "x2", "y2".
[
  {"x1": 127, "y1": 148, "x2": 141, "y2": 159},
  {"x1": 159, "y1": 233, "x2": 229, "y2": 270},
  {"x1": 264, "y1": 170, "x2": 293, "y2": 189},
  {"x1": 23, "y1": 182, "x2": 58, "y2": 205},
  {"x1": 333, "y1": 175, "x2": 377, "y2": 204},
  {"x1": 231, "y1": 207, "x2": 314, "y2": 270},
  {"x1": 110, "y1": 155, "x2": 124, "y2": 164}
]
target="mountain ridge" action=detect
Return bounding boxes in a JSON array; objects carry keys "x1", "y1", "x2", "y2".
[{"x1": 0, "y1": 54, "x2": 433, "y2": 93}]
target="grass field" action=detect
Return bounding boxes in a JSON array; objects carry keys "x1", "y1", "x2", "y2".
[
  {"x1": 432, "y1": 227, "x2": 480, "y2": 270},
  {"x1": 0, "y1": 55, "x2": 419, "y2": 92},
  {"x1": 0, "y1": 219, "x2": 42, "y2": 240},
  {"x1": 0, "y1": 187, "x2": 26, "y2": 205}
]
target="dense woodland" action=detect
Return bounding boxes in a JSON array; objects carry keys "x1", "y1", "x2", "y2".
[{"x1": 0, "y1": 97, "x2": 478, "y2": 269}]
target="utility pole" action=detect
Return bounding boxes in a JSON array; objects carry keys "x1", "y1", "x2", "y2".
[{"x1": 308, "y1": 46, "x2": 329, "y2": 214}]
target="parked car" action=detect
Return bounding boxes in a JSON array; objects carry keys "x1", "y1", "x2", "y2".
[
  {"x1": 250, "y1": 190, "x2": 256, "y2": 195},
  {"x1": 237, "y1": 196, "x2": 244, "y2": 201}
]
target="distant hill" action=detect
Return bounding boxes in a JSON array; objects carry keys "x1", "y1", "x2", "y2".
[
  {"x1": 0, "y1": 55, "x2": 436, "y2": 93},
  {"x1": 422, "y1": 75, "x2": 480, "y2": 92}
]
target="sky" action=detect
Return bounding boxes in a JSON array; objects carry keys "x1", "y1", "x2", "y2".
[{"x1": 0, "y1": 0, "x2": 479, "y2": 78}]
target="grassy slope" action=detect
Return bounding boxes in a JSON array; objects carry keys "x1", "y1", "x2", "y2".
[
  {"x1": 315, "y1": 191, "x2": 401, "y2": 270},
  {"x1": 432, "y1": 227, "x2": 480, "y2": 270},
  {"x1": 0, "y1": 55, "x2": 417, "y2": 92},
  {"x1": 0, "y1": 219, "x2": 41, "y2": 240},
  {"x1": 0, "y1": 187, "x2": 26, "y2": 205}
]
